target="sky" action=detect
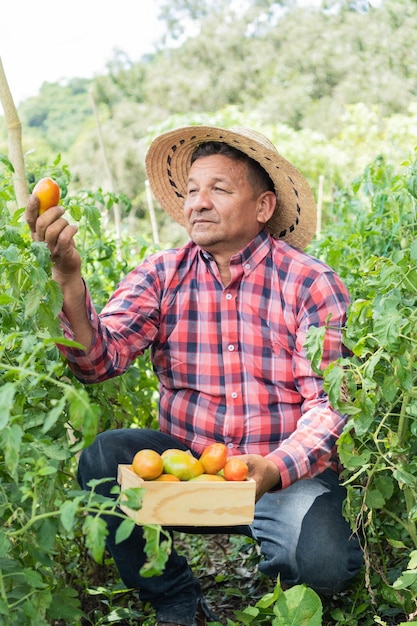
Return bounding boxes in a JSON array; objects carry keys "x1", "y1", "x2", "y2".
[{"x1": 1, "y1": 0, "x2": 164, "y2": 105}]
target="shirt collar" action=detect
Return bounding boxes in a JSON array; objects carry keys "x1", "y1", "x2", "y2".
[{"x1": 199, "y1": 228, "x2": 271, "y2": 276}]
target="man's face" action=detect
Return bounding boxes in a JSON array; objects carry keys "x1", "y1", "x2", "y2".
[{"x1": 183, "y1": 154, "x2": 275, "y2": 258}]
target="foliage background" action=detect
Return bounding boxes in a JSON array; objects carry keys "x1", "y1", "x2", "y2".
[{"x1": 2, "y1": 0, "x2": 417, "y2": 624}]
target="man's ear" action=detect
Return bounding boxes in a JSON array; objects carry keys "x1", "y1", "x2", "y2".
[{"x1": 256, "y1": 191, "x2": 277, "y2": 225}]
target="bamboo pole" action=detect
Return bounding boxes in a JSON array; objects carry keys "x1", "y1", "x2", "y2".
[
  {"x1": 145, "y1": 180, "x2": 160, "y2": 245},
  {"x1": 0, "y1": 56, "x2": 28, "y2": 209},
  {"x1": 89, "y1": 88, "x2": 122, "y2": 260},
  {"x1": 316, "y1": 174, "x2": 324, "y2": 240}
]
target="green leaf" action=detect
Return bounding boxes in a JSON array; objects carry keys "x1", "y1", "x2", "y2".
[
  {"x1": 140, "y1": 525, "x2": 172, "y2": 578},
  {"x1": 83, "y1": 204, "x2": 102, "y2": 236},
  {"x1": 0, "y1": 530, "x2": 11, "y2": 558},
  {"x1": 1, "y1": 423, "x2": 23, "y2": 478},
  {"x1": 82, "y1": 515, "x2": 108, "y2": 563},
  {"x1": 22, "y1": 589, "x2": 53, "y2": 623},
  {"x1": 322, "y1": 362, "x2": 346, "y2": 409},
  {"x1": 408, "y1": 551, "x2": 417, "y2": 569},
  {"x1": 382, "y1": 375, "x2": 398, "y2": 402},
  {"x1": 272, "y1": 585, "x2": 323, "y2": 625},
  {"x1": 337, "y1": 430, "x2": 371, "y2": 470},
  {"x1": 67, "y1": 388, "x2": 100, "y2": 445},
  {"x1": 42, "y1": 397, "x2": 66, "y2": 433},
  {"x1": 304, "y1": 324, "x2": 326, "y2": 374},
  {"x1": 393, "y1": 467, "x2": 417, "y2": 487},
  {"x1": 256, "y1": 577, "x2": 281, "y2": 608},
  {"x1": 0, "y1": 382, "x2": 15, "y2": 429},
  {"x1": 48, "y1": 335, "x2": 87, "y2": 350},
  {"x1": 46, "y1": 588, "x2": 84, "y2": 621},
  {"x1": 60, "y1": 497, "x2": 82, "y2": 533},
  {"x1": 406, "y1": 175, "x2": 417, "y2": 199},
  {"x1": 365, "y1": 488, "x2": 386, "y2": 509},
  {"x1": 374, "y1": 474, "x2": 395, "y2": 501},
  {"x1": 38, "y1": 463, "x2": 58, "y2": 476},
  {"x1": 0, "y1": 293, "x2": 17, "y2": 305},
  {"x1": 120, "y1": 486, "x2": 145, "y2": 511},
  {"x1": 387, "y1": 538, "x2": 409, "y2": 549},
  {"x1": 24, "y1": 286, "x2": 42, "y2": 318},
  {"x1": 353, "y1": 391, "x2": 376, "y2": 435},
  {"x1": 372, "y1": 293, "x2": 403, "y2": 350},
  {"x1": 115, "y1": 517, "x2": 136, "y2": 544},
  {"x1": 409, "y1": 239, "x2": 417, "y2": 261},
  {"x1": 46, "y1": 278, "x2": 64, "y2": 317},
  {"x1": 393, "y1": 571, "x2": 417, "y2": 590},
  {"x1": 22, "y1": 568, "x2": 48, "y2": 589},
  {"x1": 37, "y1": 440, "x2": 70, "y2": 461},
  {"x1": 233, "y1": 607, "x2": 260, "y2": 624},
  {"x1": 37, "y1": 518, "x2": 58, "y2": 554}
]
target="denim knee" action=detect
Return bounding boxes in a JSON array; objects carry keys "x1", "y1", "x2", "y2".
[{"x1": 251, "y1": 470, "x2": 363, "y2": 593}]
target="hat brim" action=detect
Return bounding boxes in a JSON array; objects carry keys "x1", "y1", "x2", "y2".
[{"x1": 145, "y1": 125, "x2": 317, "y2": 250}]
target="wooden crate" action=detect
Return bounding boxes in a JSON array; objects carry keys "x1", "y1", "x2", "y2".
[{"x1": 117, "y1": 464, "x2": 256, "y2": 526}]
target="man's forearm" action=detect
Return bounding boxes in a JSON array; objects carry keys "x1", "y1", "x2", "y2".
[{"x1": 55, "y1": 272, "x2": 94, "y2": 351}]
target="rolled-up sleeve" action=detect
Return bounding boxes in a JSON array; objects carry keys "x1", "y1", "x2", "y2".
[{"x1": 267, "y1": 270, "x2": 350, "y2": 488}]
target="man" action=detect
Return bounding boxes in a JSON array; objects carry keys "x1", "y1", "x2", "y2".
[{"x1": 26, "y1": 125, "x2": 363, "y2": 626}]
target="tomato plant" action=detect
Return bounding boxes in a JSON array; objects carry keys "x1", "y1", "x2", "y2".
[
  {"x1": 306, "y1": 151, "x2": 417, "y2": 621},
  {"x1": 0, "y1": 156, "x2": 165, "y2": 625}
]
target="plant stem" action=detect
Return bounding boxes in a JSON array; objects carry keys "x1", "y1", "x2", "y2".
[{"x1": 398, "y1": 392, "x2": 411, "y2": 449}]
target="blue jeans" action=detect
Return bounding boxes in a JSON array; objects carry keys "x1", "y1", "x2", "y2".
[{"x1": 78, "y1": 429, "x2": 363, "y2": 625}]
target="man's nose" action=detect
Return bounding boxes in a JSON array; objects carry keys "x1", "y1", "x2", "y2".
[{"x1": 188, "y1": 190, "x2": 213, "y2": 211}]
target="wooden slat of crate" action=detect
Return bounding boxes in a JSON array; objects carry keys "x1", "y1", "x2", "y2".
[{"x1": 117, "y1": 464, "x2": 256, "y2": 526}]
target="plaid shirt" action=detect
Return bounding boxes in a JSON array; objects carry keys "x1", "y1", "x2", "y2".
[{"x1": 59, "y1": 230, "x2": 350, "y2": 488}]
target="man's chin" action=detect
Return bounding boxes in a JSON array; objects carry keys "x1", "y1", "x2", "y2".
[{"x1": 189, "y1": 230, "x2": 219, "y2": 249}]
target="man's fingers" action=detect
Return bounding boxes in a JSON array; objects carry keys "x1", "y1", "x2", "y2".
[
  {"x1": 25, "y1": 194, "x2": 40, "y2": 234},
  {"x1": 31, "y1": 207, "x2": 66, "y2": 243},
  {"x1": 49, "y1": 224, "x2": 79, "y2": 262}
]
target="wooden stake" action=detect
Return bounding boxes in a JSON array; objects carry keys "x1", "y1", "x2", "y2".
[
  {"x1": 316, "y1": 174, "x2": 324, "y2": 240},
  {"x1": 0, "y1": 56, "x2": 28, "y2": 209},
  {"x1": 145, "y1": 179, "x2": 160, "y2": 245}
]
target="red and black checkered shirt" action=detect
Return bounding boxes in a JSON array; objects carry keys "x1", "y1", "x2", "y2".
[{"x1": 59, "y1": 230, "x2": 350, "y2": 488}]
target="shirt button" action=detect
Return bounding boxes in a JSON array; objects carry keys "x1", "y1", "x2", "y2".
[
  {"x1": 231, "y1": 392, "x2": 238, "y2": 399},
  {"x1": 227, "y1": 442, "x2": 234, "y2": 449},
  {"x1": 244, "y1": 263, "x2": 251, "y2": 270},
  {"x1": 228, "y1": 344, "x2": 235, "y2": 351},
  {"x1": 225, "y1": 293, "x2": 232, "y2": 300}
]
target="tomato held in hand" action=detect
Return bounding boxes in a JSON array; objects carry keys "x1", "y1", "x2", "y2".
[
  {"x1": 223, "y1": 457, "x2": 249, "y2": 481},
  {"x1": 33, "y1": 177, "x2": 61, "y2": 214}
]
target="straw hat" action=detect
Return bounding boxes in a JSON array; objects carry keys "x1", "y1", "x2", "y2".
[{"x1": 145, "y1": 125, "x2": 317, "y2": 249}]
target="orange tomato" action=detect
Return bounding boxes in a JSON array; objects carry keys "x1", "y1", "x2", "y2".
[
  {"x1": 33, "y1": 177, "x2": 61, "y2": 215},
  {"x1": 200, "y1": 443, "x2": 228, "y2": 474},
  {"x1": 131, "y1": 449, "x2": 164, "y2": 480},
  {"x1": 152, "y1": 473, "x2": 181, "y2": 482},
  {"x1": 223, "y1": 458, "x2": 249, "y2": 481}
]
